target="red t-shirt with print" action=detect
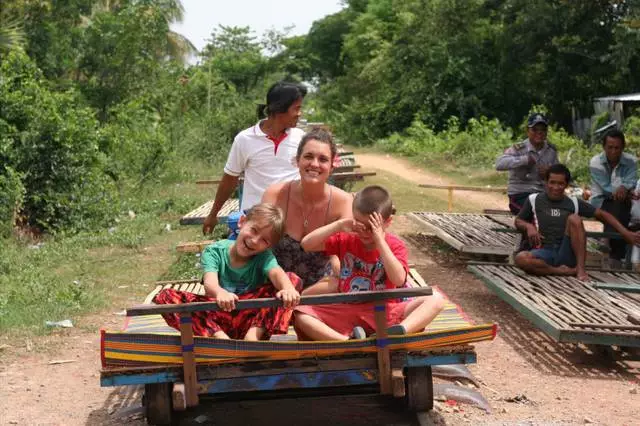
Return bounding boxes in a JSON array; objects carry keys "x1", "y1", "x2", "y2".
[{"x1": 324, "y1": 232, "x2": 409, "y2": 293}]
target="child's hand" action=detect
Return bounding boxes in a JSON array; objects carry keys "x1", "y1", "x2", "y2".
[
  {"x1": 215, "y1": 289, "x2": 239, "y2": 312},
  {"x1": 276, "y1": 288, "x2": 301, "y2": 308},
  {"x1": 368, "y1": 212, "x2": 386, "y2": 243}
]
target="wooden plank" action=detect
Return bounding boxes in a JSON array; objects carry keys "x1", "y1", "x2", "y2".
[
  {"x1": 409, "y1": 212, "x2": 517, "y2": 255},
  {"x1": 172, "y1": 383, "x2": 187, "y2": 411},
  {"x1": 128, "y1": 287, "x2": 432, "y2": 317},
  {"x1": 468, "y1": 264, "x2": 640, "y2": 347},
  {"x1": 483, "y1": 209, "x2": 512, "y2": 215},
  {"x1": 594, "y1": 283, "x2": 640, "y2": 293},
  {"x1": 144, "y1": 285, "x2": 164, "y2": 305},
  {"x1": 419, "y1": 184, "x2": 507, "y2": 192},
  {"x1": 155, "y1": 278, "x2": 200, "y2": 286},
  {"x1": 391, "y1": 369, "x2": 406, "y2": 397},
  {"x1": 176, "y1": 240, "x2": 213, "y2": 253},
  {"x1": 374, "y1": 303, "x2": 392, "y2": 395},
  {"x1": 569, "y1": 322, "x2": 640, "y2": 331},
  {"x1": 409, "y1": 268, "x2": 428, "y2": 288},
  {"x1": 330, "y1": 171, "x2": 377, "y2": 181},
  {"x1": 493, "y1": 227, "x2": 625, "y2": 240},
  {"x1": 180, "y1": 198, "x2": 240, "y2": 226},
  {"x1": 179, "y1": 314, "x2": 199, "y2": 407}
]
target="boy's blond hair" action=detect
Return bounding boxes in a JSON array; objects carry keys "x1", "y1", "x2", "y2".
[
  {"x1": 244, "y1": 202, "x2": 285, "y2": 244},
  {"x1": 353, "y1": 185, "x2": 395, "y2": 220}
]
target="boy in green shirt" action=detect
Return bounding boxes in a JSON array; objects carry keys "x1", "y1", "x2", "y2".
[{"x1": 155, "y1": 203, "x2": 301, "y2": 340}]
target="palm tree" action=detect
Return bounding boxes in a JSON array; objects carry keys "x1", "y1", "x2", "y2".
[
  {"x1": 0, "y1": 13, "x2": 26, "y2": 53},
  {"x1": 81, "y1": 0, "x2": 196, "y2": 63}
]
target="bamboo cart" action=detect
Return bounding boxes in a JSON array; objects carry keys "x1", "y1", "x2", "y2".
[{"x1": 100, "y1": 283, "x2": 496, "y2": 424}]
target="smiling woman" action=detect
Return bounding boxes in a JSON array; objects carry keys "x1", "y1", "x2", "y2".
[{"x1": 262, "y1": 128, "x2": 353, "y2": 287}]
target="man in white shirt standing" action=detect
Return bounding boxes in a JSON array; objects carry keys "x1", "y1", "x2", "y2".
[{"x1": 203, "y1": 82, "x2": 307, "y2": 234}]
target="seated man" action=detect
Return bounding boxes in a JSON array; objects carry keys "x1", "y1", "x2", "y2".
[
  {"x1": 589, "y1": 129, "x2": 637, "y2": 266},
  {"x1": 514, "y1": 164, "x2": 640, "y2": 281},
  {"x1": 496, "y1": 113, "x2": 559, "y2": 214}
]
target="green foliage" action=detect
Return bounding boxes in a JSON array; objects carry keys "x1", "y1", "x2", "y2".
[
  {"x1": 0, "y1": 51, "x2": 118, "y2": 232},
  {"x1": 201, "y1": 26, "x2": 268, "y2": 94},
  {"x1": 291, "y1": 0, "x2": 640, "y2": 140},
  {"x1": 0, "y1": 167, "x2": 25, "y2": 238},
  {"x1": 377, "y1": 113, "x2": 597, "y2": 184}
]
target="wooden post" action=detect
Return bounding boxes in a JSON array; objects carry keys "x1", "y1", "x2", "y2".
[
  {"x1": 447, "y1": 187, "x2": 453, "y2": 212},
  {"x1": 373, "y1": 303, "x2": 392, "y2": 395},
  {"x1": 179, "y1": 314, "x2": 199, "y2": 407}
]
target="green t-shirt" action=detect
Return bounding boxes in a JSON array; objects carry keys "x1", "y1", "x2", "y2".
[{"x1": 200, "y1": 240, "x2": 278, "y2": 295}]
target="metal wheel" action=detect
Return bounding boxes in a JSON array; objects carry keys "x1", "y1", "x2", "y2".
[
  {"x1": 144, "y1": 383, "x2": 174, "y2": 425},
  {"x1": 405, "y1": 366, "x2": 434, "y2": 411}
]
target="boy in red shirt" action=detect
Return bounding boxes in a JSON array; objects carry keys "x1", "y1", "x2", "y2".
[{"x1": 295, "y1": 185, "x2": 445, "y2": 340}]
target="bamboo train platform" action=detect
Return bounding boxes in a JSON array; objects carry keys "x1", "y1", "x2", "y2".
[
  {"x1": 100, "y1": 268, "x2": 497, "y2": 424},
  {"x1": 468, "y1": 263, "x2": 640, "y2": 348},
  {"x1": 179, "y1": 198, "x2": 239, "y2": 226},
  {"x1": 408, "y1": 212, "x2": 519, "y2": 256}
]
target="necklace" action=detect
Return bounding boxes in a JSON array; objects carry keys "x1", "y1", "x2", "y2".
[{"x1": 299, "y1": 182, "x2": 323, "y2": 232}]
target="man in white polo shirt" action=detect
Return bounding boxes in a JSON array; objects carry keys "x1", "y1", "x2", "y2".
[{"x1": 203, "y1": 82, "x2": 307, "y2": 234}]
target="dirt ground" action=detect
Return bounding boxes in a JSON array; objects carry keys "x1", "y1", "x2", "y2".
[{"x1": 1, "y1": 154, "x2": 638, "y2": 426}]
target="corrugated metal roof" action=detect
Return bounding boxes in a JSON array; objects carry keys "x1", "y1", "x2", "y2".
[{"x1": 594, "y1": 93, "x2": 640, "y2": 102}]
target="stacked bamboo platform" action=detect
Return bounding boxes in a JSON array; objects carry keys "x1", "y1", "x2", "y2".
[
  {"x1": 409, "y1": 212, "x2": 518, "y2": 256},
  {"x1": 179, "y1": 198, "x2": 239, "y2": 226},
  {"x1": 468, "y1": 263, "x2": 640, "y2": 347}
]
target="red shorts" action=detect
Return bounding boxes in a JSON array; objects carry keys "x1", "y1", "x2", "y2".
[
  {"x1": 294, "y1": 301, "x2": 409, "y2": 337},
  {"x1": 153, "y1": 272, "x2": 302, "y2": 339}
]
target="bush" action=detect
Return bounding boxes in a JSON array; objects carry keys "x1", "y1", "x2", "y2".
[
  {"x1": 0, "y1": 51, "x2": 118, "y2": 232},
  {"x1": 376, "y1": 114, "x2": 597, "y2": 184},
  {"x1": 0, "y1": 167, "x2": 25, "y2": 238}
]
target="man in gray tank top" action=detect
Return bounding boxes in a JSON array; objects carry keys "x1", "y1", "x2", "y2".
[
  {"x1": 496, "y1": 113, "x2": 559, "y2": 214},
  {"x1": 514, "y1": 164, "x2": 640, "y2": 281}
]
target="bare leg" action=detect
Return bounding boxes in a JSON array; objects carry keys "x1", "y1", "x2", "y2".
[
  {"x1": 213, "y1": 330, "x2": 230, "y2": 339},
  {"x1": 565, "y1": 214, "x2": 588, "y2": 281},
  {"x1": 244, "y1": 326, "x2": 266, "y2": 341},
  {"x1": 398, "y1": 294, "x2": 445, "y2": 333},
  {"x1": 515, "y1": 251, "x2": 576, "y2": 276},
  {"x1": 294, "y1": 312, "x2": 348, "y2": 341}
]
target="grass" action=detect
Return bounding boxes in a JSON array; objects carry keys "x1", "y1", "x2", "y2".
[
  {"x1": 0, "y1": 146, "x2": 500, "y2": 345},
  {"x1": 0, "y1": 161, "x2": 224, "y2": 340},
  {"x1": 350, "y1": 169, "x2": 482, "y2": 213}
]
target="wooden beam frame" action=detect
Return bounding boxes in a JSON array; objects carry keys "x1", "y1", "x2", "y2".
[{"x1": 128, "y1": 287, "x2": 432, "y2": 317}]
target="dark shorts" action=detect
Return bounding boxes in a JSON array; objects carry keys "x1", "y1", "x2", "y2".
[{"x1": 530, "y1": 236, "x2": 576, "y2": 267}]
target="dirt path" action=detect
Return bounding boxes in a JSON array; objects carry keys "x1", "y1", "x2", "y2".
[
  {"x1": 1, "y1": 153, "x2": 637, "y2": 425},
  {"x1": 356, "y1": 152, "x2": 506, "y2": 211}
]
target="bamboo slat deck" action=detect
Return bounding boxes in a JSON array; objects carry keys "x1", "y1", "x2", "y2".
[
  {"x1": 179, "y1": 198, "x2": 240, "y2": 226},
  {"x1": 409, "y1": 212, "x2": 518, "y2": 256},
  {"x1": 145, "y1": 269, "x2": 429, "y2": 305},
  {"x1": 468, "y1": 263, "x2": 640, "y2": 347}
]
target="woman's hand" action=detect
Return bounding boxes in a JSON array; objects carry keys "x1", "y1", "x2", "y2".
[{"x1": 276, "y1": 288, "x2": 301, "y2": 308}]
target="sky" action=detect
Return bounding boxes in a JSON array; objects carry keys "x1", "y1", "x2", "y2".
[{"x1": 172, "y1": 0, "x2": 345, "y2": 53}]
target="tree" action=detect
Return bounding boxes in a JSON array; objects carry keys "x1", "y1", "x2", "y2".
[{"x1": 201, "y1": 26, "x2": 267, "y2": 94}]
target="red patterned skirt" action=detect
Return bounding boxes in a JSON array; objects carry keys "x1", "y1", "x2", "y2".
[{"x1": 153, "y1": 272, "x2": 302, "y2": 339}]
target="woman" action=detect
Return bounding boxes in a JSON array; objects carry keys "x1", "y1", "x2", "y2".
[
  {"x1": 262, "y1": 128, "x2": 353, "y2": 288},
  {"x1": 203, "y1": 81, "x2": 307, "y2": 235}
]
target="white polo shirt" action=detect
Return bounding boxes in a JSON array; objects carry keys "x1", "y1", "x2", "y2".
[{"x1": 224, "y1": 122, "x2": 303, "y2": 210}]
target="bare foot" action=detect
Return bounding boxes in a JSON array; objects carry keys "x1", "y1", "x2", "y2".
[
  {"x1": 213, "y1": 330, "x2": 230, "y2": 339},
  {"x1": 555, "y1": 265, "x2": 576, "y2": 276},
  {"x1": 576, "y1": 270, "x2": 589, "y2": 281}
]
